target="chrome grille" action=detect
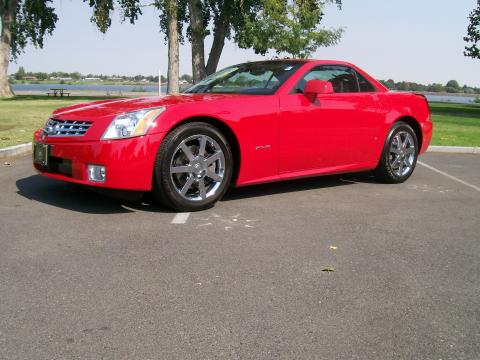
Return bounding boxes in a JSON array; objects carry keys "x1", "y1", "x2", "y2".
[{"x1": 43, "y1": 118, "x2": 93, "y2": 137}]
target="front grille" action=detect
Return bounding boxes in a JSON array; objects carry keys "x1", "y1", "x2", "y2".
[{"x1": 43, "y1": 118, "x2": 93, "y2": 137}]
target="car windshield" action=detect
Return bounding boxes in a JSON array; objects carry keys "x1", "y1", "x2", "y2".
[{"x1": 184, "y1": 61, "x2": 305, "y2": 95}]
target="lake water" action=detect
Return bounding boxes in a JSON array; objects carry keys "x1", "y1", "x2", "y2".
[
  {"x1": 12, "y1": 83, "x2": 163, "y2": 93},
  {"x1": 11, "y1": 83, "x2": 479, "y2": 104}
]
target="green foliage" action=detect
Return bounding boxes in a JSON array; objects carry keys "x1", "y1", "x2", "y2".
[
  {"x1": 83, "y1": 0, "x2": 114, "y2": 33},
  {"x1": 236, "y1": 0, "x2": 343, "y2": 58},
  {"x1": 378, "y1": 79, "x2": 480, "y2": 94},
  {"x1": 14, "y1": 66, "x2": 25, "y2": 80},
  {"x1": 180, "y1": 73, "x2": 192, "y2": 82},
  {"x1": 446, "y1": 80, "x2": 460, "y2": 89},
  {"x1": 428, "y1": 83, "x2": 445, "y2": 93},
  {"x1": 464, "y1": 1, "x2": 480, "y2": 59},
  {"x1": 9, "y1": 0, "x2": 58, "y2": 59}
]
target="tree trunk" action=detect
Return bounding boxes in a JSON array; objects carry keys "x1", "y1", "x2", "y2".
[
  {"x1": 0, "y1": 1, "x2": 17, "y2": 98},
  {"x1": 206, "y1": 22, "x2": 226, "y2": 75},
  {"x1": 206, "y1": 9, "x2": 228, "y2": 75},
  {"x1": 188, "y1": 0, "x2": 206, "y2": 83},
  {"x1": 166, "y1": 0, "x2": 179, "y2": 94}
]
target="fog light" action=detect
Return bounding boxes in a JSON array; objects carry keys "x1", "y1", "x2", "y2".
[{"x1": 87, "y1": 164, "x2": 106, "y2": 182}]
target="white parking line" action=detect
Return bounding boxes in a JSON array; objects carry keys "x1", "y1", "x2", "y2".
[
  {"x1": 171, "y1": 212, "x2": 191, "y2": 224},
  {"x1": 418, "y1": 161, "x2": 480, "y2": 193}
]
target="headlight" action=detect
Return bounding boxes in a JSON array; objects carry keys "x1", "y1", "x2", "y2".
[{"x1": 102, "y1": 107, "x2": 165, "y2": 140}]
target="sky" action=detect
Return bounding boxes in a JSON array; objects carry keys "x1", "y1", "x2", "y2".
[{"x1": 8, "y1": 0, "x2": 480, "y2": 87}]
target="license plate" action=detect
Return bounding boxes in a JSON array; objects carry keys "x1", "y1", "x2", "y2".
[{"x1": 34, "y1": 143, "x2": 50, "y2": 166}]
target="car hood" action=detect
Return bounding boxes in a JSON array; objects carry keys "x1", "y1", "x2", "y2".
[{"x1": 51, "y1": 93, "x2": 243, "y2": 121}]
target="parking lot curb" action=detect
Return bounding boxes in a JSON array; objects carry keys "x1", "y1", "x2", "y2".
[
  {"x1": 427, "y1": 146, "x2": 480, "y2": 154},
  {"x1": 0, "y1": 143, "x2": 32, "y2": 159}
]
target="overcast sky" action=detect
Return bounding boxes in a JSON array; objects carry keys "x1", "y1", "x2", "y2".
[{"x1": 8, "y1": 0, "x2": 480, "y2": 87}]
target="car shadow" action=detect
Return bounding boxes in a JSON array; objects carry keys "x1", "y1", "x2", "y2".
[
  {"x1": 15, "y1": 175, "x2": 173, "y2": 214},
  {"x1": 16, "y1": 172, "x2": 376, "y2": 214},
  {"x1": 222, "y1": 171, "x2": 376, "y2": 202}
]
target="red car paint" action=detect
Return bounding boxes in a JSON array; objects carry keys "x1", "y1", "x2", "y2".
[{"x1": 33, "y1": 60, "x2": 432, "y2": 191}]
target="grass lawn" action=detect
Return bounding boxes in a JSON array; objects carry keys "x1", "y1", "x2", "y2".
[
  {"x1": 429, "y1": 102, "x2": 480, "y2": 147},
  {"x1": 0, "y1": 95, "x2": 118, "y2": 148},
  {"x1": 0, "y1": 95, "x2": 479, "y2": 148}
]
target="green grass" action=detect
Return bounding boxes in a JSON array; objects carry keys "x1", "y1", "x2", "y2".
[
  {"x1": 0, "y1": 95, "x2": 119, "y2": 148},
  {"x1": 429, "y1": 102, "x2": 480, "y2": 147},
  {"x1": 1, "y1": 95, "x2": 480, "y2": 148}
]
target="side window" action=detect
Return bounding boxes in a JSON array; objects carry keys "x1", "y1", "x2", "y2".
[
  {"x1": 356, "y1": 71, "x2": 376, "y2": 92},
  {"x1": 295, "y1": 65, "x2": 359, "y2": 94}
]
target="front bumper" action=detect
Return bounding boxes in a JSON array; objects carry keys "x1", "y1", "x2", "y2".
[{"x1": 33, "y1": 130, "x2": 166, "y2": 191}]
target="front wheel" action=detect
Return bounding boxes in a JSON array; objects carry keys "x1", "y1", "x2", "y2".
[
  {"x1": 152, "y1": 122, "x2": 233, "y2": 211},
  {"x1": 374, "y1": 122, "x2": 419, "y2": 184}
]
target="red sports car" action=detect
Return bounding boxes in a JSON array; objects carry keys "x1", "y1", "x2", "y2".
[{"x1": 33, "y1": 60, "x2": 432, "y2": 211}]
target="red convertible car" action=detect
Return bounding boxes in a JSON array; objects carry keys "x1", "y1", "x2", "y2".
[{"x1": 33, "y1": 60, "x2": 432, "y2": 211}]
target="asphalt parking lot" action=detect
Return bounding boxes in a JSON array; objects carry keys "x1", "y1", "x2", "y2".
[{"x1": 1, "y1": 153, "x2": 479, "y2": 359}]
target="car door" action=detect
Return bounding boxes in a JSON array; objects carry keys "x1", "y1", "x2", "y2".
[{"x1": 278, "y1": 65, "x2": 381, "y2": 174}]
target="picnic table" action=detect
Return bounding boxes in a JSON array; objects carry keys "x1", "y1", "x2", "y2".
[{"x1": 47, "y1": 88, "x2": 70, "y2": 97}]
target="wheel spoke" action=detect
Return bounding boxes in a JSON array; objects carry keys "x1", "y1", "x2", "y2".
[
  {"x1": 206, "y1": 170, "x2": 223, "y2": 182},
  {"x1": 198, "y1": 179, "x2": 207, "y2": 199},
  {"x1": 198, "y1": 135, "x2": 207, "y2": 157},
  {"x1": 204, "y1": 151, "x2": 222, "y2": 165},
  {"x1": 180, "y1": 142, "x2": 195, "y2": 162},
  {"x1": 398, "y1": 161, "x2": 404, "y2": 175},
  {"x1": 405, "y1": 147, "x2": 415, "y2": 155},
  {"x1": 180, "y1": 176, "x2": 195, "y2": 195},
  {"x1": 391, "y1": 147, "x2": 401, "y2": 155},
  {"x1": 171, "y1": 165, "x2": 193, "y2": 174},
  {"x1": 395, "y1": 134, "x2": 403, "y2": 150},
  {"x1": 391, "y1": 156, "x2": 401, "y2": 169}
]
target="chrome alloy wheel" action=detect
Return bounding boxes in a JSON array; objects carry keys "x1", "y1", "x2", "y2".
[
  {"x1": 389, "y1": 130, "x2": 416, "y2": 177},
  {"x1": 170, "y1": 134, "x2": 226, "y2": 201}
]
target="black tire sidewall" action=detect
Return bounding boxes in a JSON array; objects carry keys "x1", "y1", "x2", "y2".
[{"x1": 154, "y1": 122, "x2": 233, "y2": 211}]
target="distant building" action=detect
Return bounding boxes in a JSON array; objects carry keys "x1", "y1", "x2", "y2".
[
  {"x1": 23, "y1": 76, "x2": 38, "y2": 81},
  {"x1": 84, "y1": 77, "x2": 101, "y2": 81},
  {"x1": 50, "y1": 76, "x2": 73, "y2": 81}
]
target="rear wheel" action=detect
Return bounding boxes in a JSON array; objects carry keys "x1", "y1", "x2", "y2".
[
  {"x1": 152, "y1": 122, "x2": 233, "y2": 211},
  {"x1": 375, "y1": 122, "x2": 418, "y2": 183}
]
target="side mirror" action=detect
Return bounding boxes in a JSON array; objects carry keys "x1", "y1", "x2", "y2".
[{"x1": 304, "y1": 80, "x2": 334, "y2": 99}]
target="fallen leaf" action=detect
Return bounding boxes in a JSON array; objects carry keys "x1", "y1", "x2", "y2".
[
  {"x1": 322, "y1": 267, "x2": 335, "y2": 272},
  {"x1": 329, "y1": 245, "x2": 337, "y2": 250}
]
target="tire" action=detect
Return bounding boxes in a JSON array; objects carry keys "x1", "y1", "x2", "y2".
[
  {"x1": 152, "y1": 122, "x2": 233, "y2": 211},
  {"x1": 374, "y1": 121, "x2": 419, "y2": 184}
]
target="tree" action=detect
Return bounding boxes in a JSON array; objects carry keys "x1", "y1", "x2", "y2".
[
  {"x1": 236, "y1": 0, "x2": 343, "y2": 59},
  {"x1": 384, "y1": 79, "x2": 396, "y2": 90},
  {"x1": 14, "y1": 65, "x2": 25, "y2": 80},
  {"x1": 445, "y1": 80, "x2": 460, "y2": 93},
  {"x1": 180, "y1": 73, "x2": 192, "y2": 82},
  {"x1": 427, "y1": 83, "x2": 444, "y2": 93},
  {"x1": 464, "y1": 0, "x2": 480, "y2": 59},
  {"x1": 85, "y1": 0, "x2": 185, "y2": 94},
  {"x1": 184, "y1": 0, "x2": 249, "y2": 81},
  {"x1": 0, "y1": 0, "x2": 58, "y2": 97},
  {"x1": 165, "y1": 0, "x2": 180, "y2": 93},
  {"x1": 183, "y1": 0, "x2": 342, "y2": 82}
]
